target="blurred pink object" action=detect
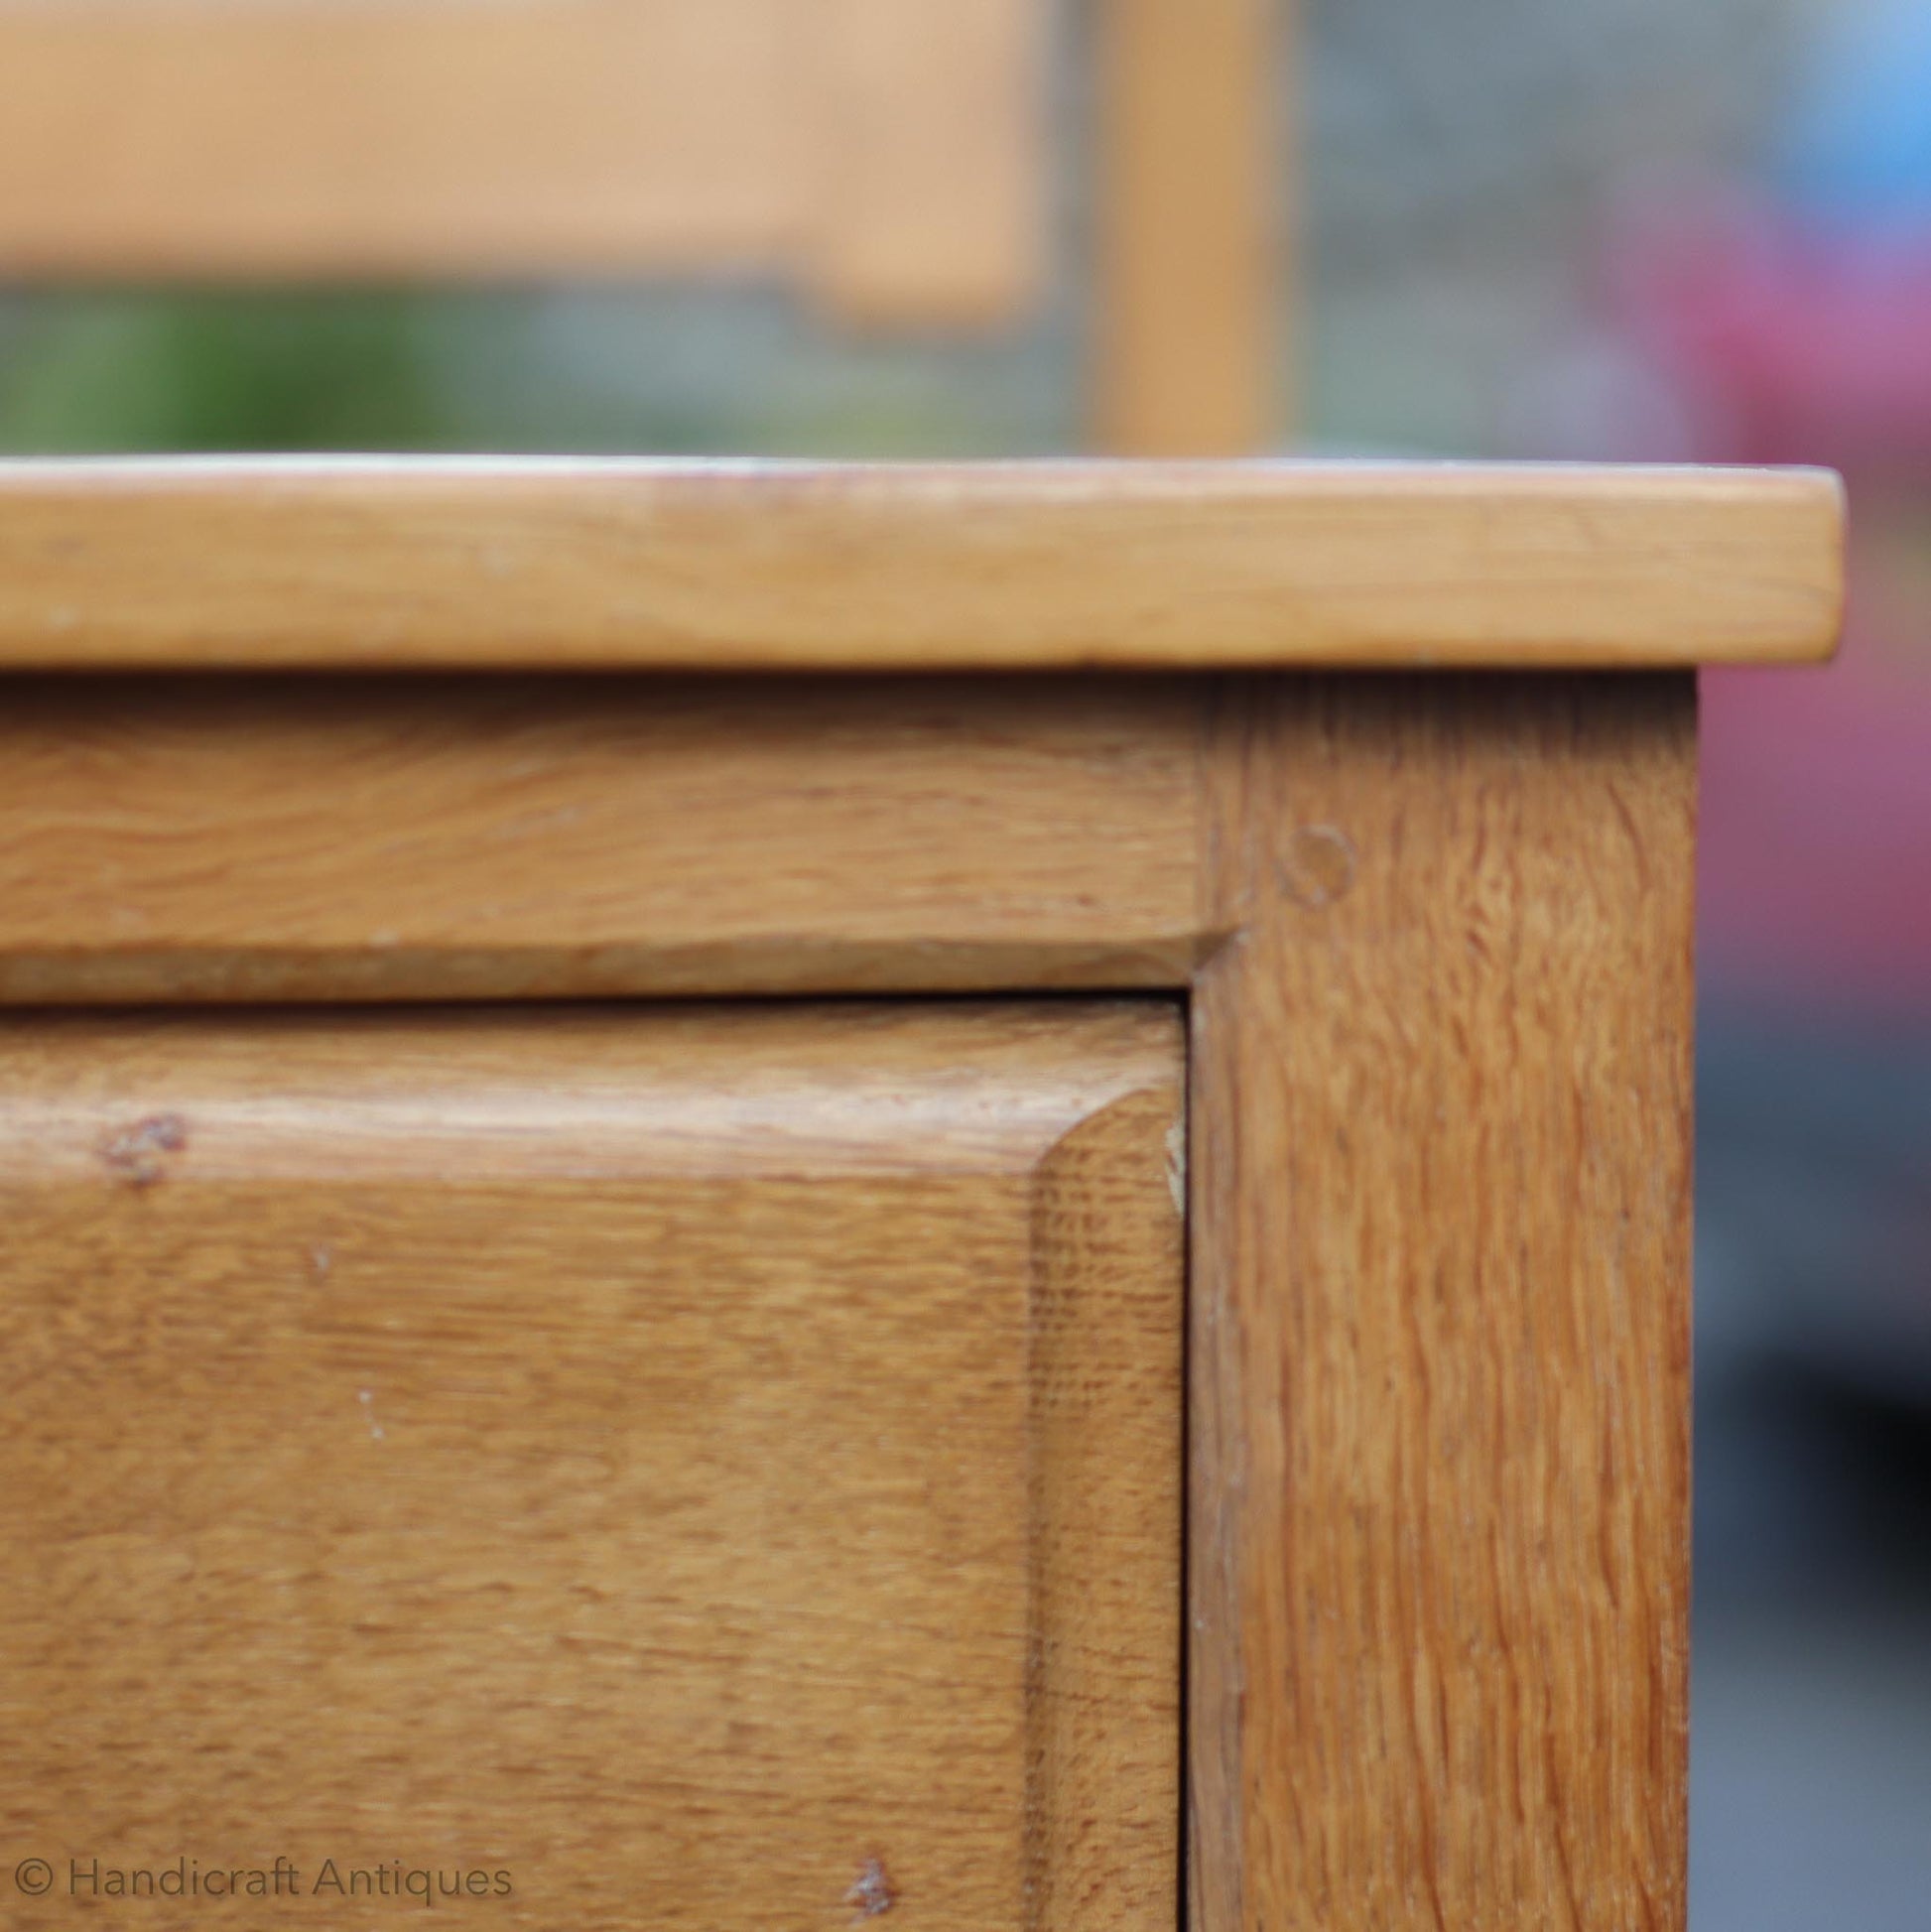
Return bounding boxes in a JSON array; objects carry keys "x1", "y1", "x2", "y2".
[
  {"x1": 1611, "y1": 196, "x2": 1931, "y2": 1014},
  {"x1": 1616, "y1": 201, "x2": 1931, "y2": 476},
  {"x1": 1701, "y1": 659, "x2": 1931, "y2": 1012}
]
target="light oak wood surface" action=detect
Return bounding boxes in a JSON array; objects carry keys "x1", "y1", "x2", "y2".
[
  {"x1": 0, "y1": 678, "x2": 1205, "y2": 1003},
  {"x1": 0, "y1": 1001, "x2": 1183, "y2": 1932},
  {"x1": 0, "y1": 0, "x2": 1042, "y2": 322},
  {"x1": 1189, "y1": 675, "x2": 1694, "y2": 1930},
  {"x1": 0, "y1": 658, "x2": 1723, "y2": 1927},
  {"x1": 0, "y1": 458, "x2": 1842, "y2": 669},
  {"x1": 0, "y1": 436, "x2": 1794, "y2": 1927}
]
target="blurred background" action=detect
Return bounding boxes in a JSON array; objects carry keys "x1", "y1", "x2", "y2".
[{"x1": 0, "y1": 1, "x2": 1924, "y2": 1923}]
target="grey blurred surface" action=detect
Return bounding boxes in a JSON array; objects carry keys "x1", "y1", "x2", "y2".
[
  {"x1": 1696, "y1": 1012, "x2": 1931, "y2": 1931},
  {"x1": 1694, "y1": 1592, "x2": 1931, "y2": 1932}
]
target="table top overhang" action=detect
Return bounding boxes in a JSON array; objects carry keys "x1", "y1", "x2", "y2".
[{"x1": 0, "y1": 456, "x2": 1843, "y2": 671}]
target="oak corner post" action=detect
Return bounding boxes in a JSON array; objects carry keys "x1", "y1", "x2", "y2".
[{"x1": 1188, "y1": 673, "x2": 1696, "y2": 1930}]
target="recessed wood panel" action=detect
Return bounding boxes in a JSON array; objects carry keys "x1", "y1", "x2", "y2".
[{"x1": 0, "y1": 1001, "x2": 1183, "y2": 1932}]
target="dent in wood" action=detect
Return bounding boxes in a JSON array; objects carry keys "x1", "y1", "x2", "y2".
[
  {"x1": 95, "y1": 1110, "x2": 189, "y2": 1188},
  {"x1": 845, "y1": 1856, "x2": 898, "y2": 1919}
]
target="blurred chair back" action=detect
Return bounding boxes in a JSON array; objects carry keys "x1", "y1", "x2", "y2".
[{"x1": 0, "y1": 0, "x2": 1278, "y2": 452}]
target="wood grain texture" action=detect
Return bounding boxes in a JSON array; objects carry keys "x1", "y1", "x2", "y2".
[
  {"x1": 0, "y1": 458, "x2": 1843, "y2": 669},
  {"x1": 0, "y1": 678, "x2": 1206, "y2": 1003},
  {"x1": 0, "y1": 1001, "x2": 1183, "y2": 1932},
  {"x1": 0, "y1": 0, "x2": 1042, "y2": 321},
  {"x1": 1095, "y1": 0, "x2": 1280, "y2": 453},
  {"x1": 1188, "y1": 675, "x2": 1695, "y2": 1930}
]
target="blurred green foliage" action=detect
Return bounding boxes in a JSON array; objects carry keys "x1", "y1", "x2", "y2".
[
  {"x1": 0, "y1": 294, "x2": 454, "y2": 451},
  {"x1": 0, "y1": 287, "x2": 1073, "y2": 456}
]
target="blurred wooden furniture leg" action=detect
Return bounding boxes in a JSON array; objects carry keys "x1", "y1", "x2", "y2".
[{"x1": 1095, "y1": 0, "x2": 1281, "y2": 452}]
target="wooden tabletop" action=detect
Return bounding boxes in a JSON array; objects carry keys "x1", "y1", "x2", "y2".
[{"x1": 0, "y1": 457, "x2": 1843, "y2": 670}]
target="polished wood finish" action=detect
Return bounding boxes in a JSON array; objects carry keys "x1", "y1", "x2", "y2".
[
  {"x1": 1188, "y1": 675, "x2": 1695, "y2": 1930},
  {"x1": 0, "y1": 1001, "x2": 1183, "y2": 1932},
  {"x1": 0, "y1": 678, "x2": 1204, "y2": 1004},
  {"x1": 0, "y1": 0, "x2": 1043, "y2": 322},
  {"x1": 0, "y1": 459, "x2": 1842, "y2": 670},
  {"x1": 0, "y1": 458, "x2": 1832, "y2": 1932},
  {"x1": 1096, "y1": 0, "x2": 1279, "y2": 452}
]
